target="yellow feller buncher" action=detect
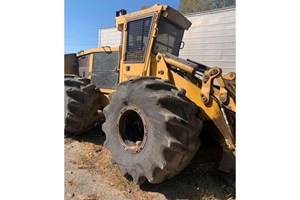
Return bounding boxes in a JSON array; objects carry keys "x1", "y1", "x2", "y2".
[{"x1": 65, "y1": 4, "x2": 236, "y2": 185}]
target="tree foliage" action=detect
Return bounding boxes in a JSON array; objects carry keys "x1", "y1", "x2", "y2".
[
  {"x1": 140, "y1": 5, "x2": 150, "y2": 10},
  {"x1": 179, "y1": 0, "x2": 235, "y2": 14}
]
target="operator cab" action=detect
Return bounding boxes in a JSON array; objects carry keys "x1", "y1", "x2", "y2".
[
  {"x1": 115, "y1": 4, "x2": 192, "y2": 81},
  {"x1": 152, "y1": 6, "x2": 191, "y2": 56}
]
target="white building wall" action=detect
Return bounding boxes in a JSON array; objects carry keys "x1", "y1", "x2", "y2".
[
  {"x1": 180, "y1": 7, "x2": 235, "y2": 74},
  {"x1": 98, "y1": 7, "x2": 235, "y2": 74},
  {"x1": 98, "y1": 27, "x2": 122, "y2": 47}
]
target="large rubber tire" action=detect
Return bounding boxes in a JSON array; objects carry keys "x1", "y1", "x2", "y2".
[
  {"x1": 64, "y1": 75, "x2": 101, "y2": 135},
  {"x1": 102, "y1": 77, "x2": 203, "y2": 184}
]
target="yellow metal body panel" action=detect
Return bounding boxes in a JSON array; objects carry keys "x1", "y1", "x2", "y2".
[
  {"x1": 153, "y1": 54, "x2": 171, "y2": 80},
  {"x1": 76, "y1": 47, "x2": 119, "y2": 57},
  {"x1": 64, "y1": 54, "x2": 77, "y2": 74},
  {"x1": 98, "y1": 88, "x2": 116, "y2": 108},
  {"x1": 87, "y1": 53, "x2": 93, "y2": 79}
]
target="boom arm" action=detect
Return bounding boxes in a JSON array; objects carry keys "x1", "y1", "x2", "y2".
[{"x1": 155, "y1": 52, "x2": 236, "y2": 152}]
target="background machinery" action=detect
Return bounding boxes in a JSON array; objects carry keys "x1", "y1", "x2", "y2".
[{"x1": 64, "y1": 4, "x2": 236, "y2": 185}]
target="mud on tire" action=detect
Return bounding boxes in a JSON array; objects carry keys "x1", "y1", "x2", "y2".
[
  {"x1": 64, "y1": 75, "x2": 101, "y2": 135},
  {"x1": 102, "y1": 77, "x2": 203, "y2": 184}
]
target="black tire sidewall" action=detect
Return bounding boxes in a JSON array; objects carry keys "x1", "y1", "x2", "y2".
[{"x1": 105, "y1": 84, "x2": 167, "y2": 167}]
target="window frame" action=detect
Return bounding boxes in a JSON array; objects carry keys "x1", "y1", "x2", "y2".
[
  {"x1": 124, "y1": 15, "x2": 154, "y2": 63},
  {"x1": 152, "y1": 16, "x2": 185, "y2": 56}
]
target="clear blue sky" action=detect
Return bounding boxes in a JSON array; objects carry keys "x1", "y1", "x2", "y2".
[{"x1": 65, "y1": 0, "x2": 180, "y2": 53}]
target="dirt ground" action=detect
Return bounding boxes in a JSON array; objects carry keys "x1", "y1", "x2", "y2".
[{"x1": 65, "y1": 125, "x2": 235, "y2": 200}]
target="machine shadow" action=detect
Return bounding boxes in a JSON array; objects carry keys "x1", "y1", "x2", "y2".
[
  {"x1": 65, "y1": 124, "x2": 106, "y2": 146},
  {"x1": 139, "y1": 134, "x2": 236, "y2": 199}
]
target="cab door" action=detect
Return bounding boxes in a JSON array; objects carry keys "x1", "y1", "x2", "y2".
[{"x1": 119, "y1": 16, "x2": 154, "y2": 82}]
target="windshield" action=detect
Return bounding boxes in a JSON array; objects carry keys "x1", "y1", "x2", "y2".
[{"x1": 152, "y1": 17, "x2": 184, "y2": 56}]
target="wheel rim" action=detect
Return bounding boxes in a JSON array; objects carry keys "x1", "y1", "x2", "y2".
[{"x1": 117, "y1": 107, "x2": 147, "y2": 153}]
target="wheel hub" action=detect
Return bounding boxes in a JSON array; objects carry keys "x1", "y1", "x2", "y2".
[{"x1": 117, "y1": 107, "x2": 147, "y2": 153}]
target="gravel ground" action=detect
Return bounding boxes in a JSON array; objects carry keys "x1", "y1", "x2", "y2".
[{"x1": 64, "y1": 126, "x2": 235, "y2": 200}]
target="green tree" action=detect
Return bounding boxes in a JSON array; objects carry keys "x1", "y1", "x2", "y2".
[
  {"x1": 140, "y1": 5, "x2": 150, "y2": 10},
  {"x1": 179, "y1": 0, "x2": 235, "y2": 14}
]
